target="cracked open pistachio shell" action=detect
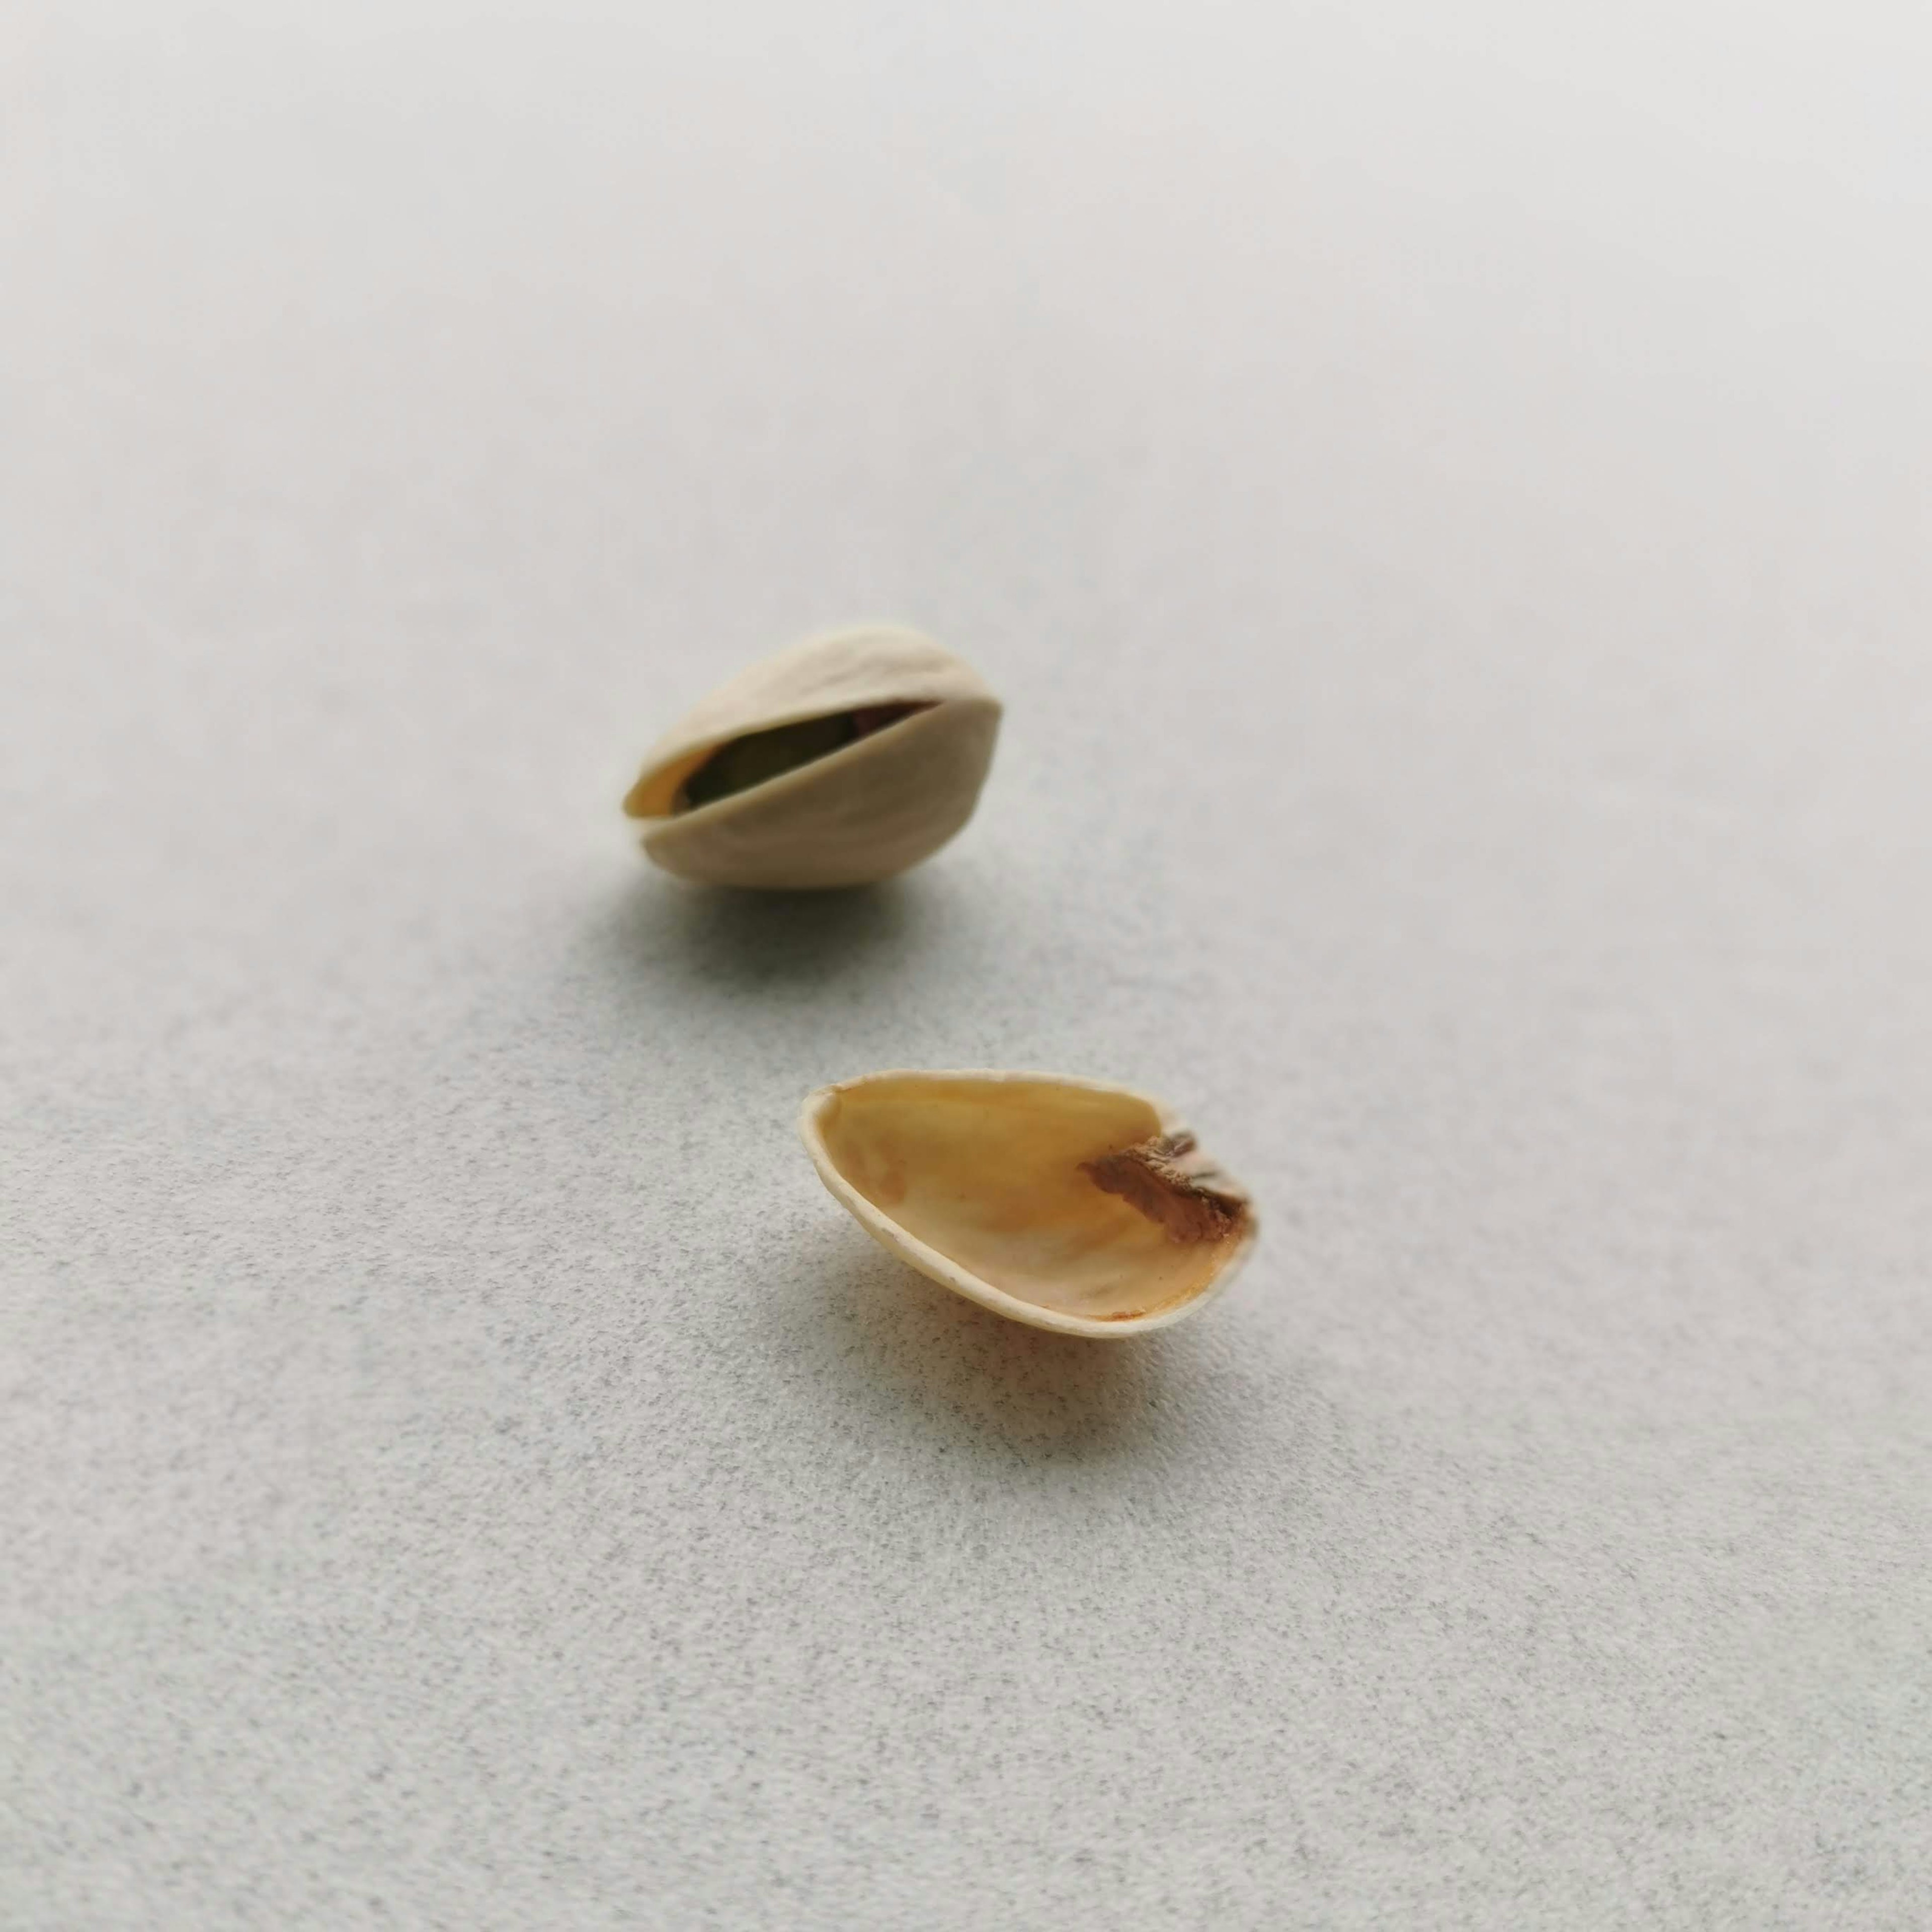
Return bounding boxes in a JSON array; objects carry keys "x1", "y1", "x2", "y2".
[
  {"x1": 622, "y1": 626, "x2": 1002, "y2": 889},
  {"x1": 799, "y1": 1070, "x2": 1257, "y2": 1337}
]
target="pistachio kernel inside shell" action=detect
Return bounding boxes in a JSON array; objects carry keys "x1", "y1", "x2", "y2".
[{"x1": 673, "y1": 703, "x2": 933, "y2": 814}]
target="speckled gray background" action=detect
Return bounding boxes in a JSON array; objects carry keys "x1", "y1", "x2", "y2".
[{"x1": 5, "y1": 4, "x2": 1930, "y2": 1926}]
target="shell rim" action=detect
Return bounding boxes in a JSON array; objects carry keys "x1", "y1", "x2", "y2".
[{"x1": 796, "y1": 1069, "x2": 1257, "y2": 1340}]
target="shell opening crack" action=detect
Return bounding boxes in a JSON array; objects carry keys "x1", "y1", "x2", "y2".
[{"x1": 674, "y1": 703, "x2": 933, "y2": 813}]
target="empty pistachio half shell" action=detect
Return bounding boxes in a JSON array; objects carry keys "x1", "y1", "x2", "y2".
[
  {"x1": 623, "y1": 626, "x2": 1002, "y2": 889},
  {"x1": 799, "y1": 1070, "x2": 1257, "y2": 1337}
]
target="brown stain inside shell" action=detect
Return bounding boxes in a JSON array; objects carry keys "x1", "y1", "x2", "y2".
[{"x1": 1079, "y1": 1132, "x2": 1249, "y2": 1246}]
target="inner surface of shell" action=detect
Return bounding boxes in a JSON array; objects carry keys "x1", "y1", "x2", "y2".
[
  {"x1": 673, "y1": 703, "x2": 932, "y2": 814},
  {"x1": 807, "y1": 1074, "x2": 1253, "y2": 1328}
]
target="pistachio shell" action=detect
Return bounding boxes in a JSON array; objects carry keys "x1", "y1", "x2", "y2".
[
  {"x1": 799, "y1": 1070, "x2": 1257, "y2": 1337},
  {"x1": 624, "y1": 626, "x2": 1001, "y2": 889}
]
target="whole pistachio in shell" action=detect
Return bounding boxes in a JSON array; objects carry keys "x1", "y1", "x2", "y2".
[
  {"x1": 799, "y1": 1070, "x2": 1257, "y2": 1338},
  {"x1": 623, "y1": 627, "x2": 1001, "y2": 889}
]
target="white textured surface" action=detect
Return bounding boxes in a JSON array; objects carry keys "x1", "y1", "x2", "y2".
[{"x1": 5, "y1": 4, "x2": 1930, "y2": 1926}]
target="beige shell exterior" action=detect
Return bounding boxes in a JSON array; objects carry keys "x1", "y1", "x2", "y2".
[
  {"x1": 798, "y1": 1070, "x2": 1258, "y2": 1338},
  {"x1": 624, "y1": 626, "x2": 1002, "y2": 889}
]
